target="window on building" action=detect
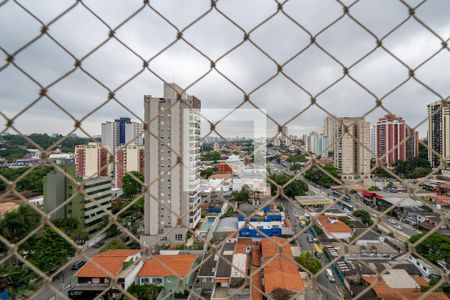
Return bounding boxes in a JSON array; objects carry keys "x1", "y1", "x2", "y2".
[{"x1": 175, "y1": 234, "x2": 183, "y2": 241}]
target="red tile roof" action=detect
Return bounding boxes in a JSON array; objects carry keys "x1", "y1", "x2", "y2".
[
  {"x1": 209, "y1": 173, "x2": 232, "y2": 180},
  {"x1": 363, "y1": 276, "x2": 448, "y2": 300},
  {"x1": 261, "y1": 237, "x2": 305, "y2": 293},
  {"x1": 251, "y1": 267, "x2": 263, "y2": 300},
  {"x1": 251, "y1": 244, "x2": 261, "y2": 267},
  {"x1": 138, "y1": 255, "x2": 196, "y2": 277},
  {"x1": 263, "y1": 258, "x2": 305, "y2": 293},
  {"x1": 75, "y1": 249, "x2": 139, "y2": 278},
  {"x1": 316, "y1": 215, "x2": 352, "y2": 233},
  {"x1": 261, "y1": 237, "x2": 292, "y2": 259}
]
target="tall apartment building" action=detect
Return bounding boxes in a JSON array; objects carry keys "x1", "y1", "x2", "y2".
[
  {"x1": 43, "y1": 165, "x2": 113, "y2": 234},
  {"x1": 101, "y1": 117, "x2": 143, "y2": 154},
  {"x1": 307, "y1": 132, "x2": 318, "y2": 154},
  {"x1": 370, "y1": 124, "x2": 377, "y2": 160},
  {"x1": 374, "y1": 114, "x2": 418, "y2": 166},
  {"x1": 324, "y1": 115, "x2": 338, "y2": 155},
  {"x1": 115, "y1": 144, "x2": 145, "y2": 188},
  {"x1": 75, "y1": 142, "x2": 110, "y2": 178},
  {"x1": 334, "y1": 117, "x2": 371, "y2": 181},
  {"x1": 307, "y1": 132, "x2": 329, "y2": 157},
  {"x1": 316, "y1": 133, "x2": 329, "y2": 158},
  {"x1": 141, "y1": 83, "x2": 202, "y2": 246},
  {"x1": 428, "y1": 100, "x2": 450, "y2": 175},
  {"x1": 281, "y1": 126, "x2": 290, "y2": 146}
]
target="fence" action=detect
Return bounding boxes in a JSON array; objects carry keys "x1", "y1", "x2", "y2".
[{"x1": 0, "y1": 1, "x2": 449, "y2": 300}]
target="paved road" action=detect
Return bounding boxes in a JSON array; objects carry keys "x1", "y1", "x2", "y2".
[
  {"x1": 285, "y1": 167, "x2": 422, "y2": 239},
  {"x1": 269, "y1": 161, "x2": 420, "y2": 296},
  {"x1": 283, "y1": 199, "x2": 350, "y2": 300}
]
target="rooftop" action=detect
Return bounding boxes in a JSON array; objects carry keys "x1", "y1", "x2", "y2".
[
  {"x1": 375, "y1": 192, "x2": 423, "y2": 208},
  {"x1": 261, "y1": 237, "x2": 293, "y2": 259},
  {"x1": 316, "y1": 215, "x2": 353, "y2": 233},
  {"x1": 75, "y1": 249, "x2": 139, "y2": 278},
  {"x1": 263, "y1": 258, "x2": 305, "y2": 293},
  {"x1": 138, "y1": 255, "x2": 197, "y2": 277}
]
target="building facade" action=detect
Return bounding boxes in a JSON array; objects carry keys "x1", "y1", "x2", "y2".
[
  {"x1": 324, "y1": 115, "x2": 338, "y2": 155},
  {"x1": 334, "y1": 117, "x2": 371, "y2": 181},
  {"x1": 375, "y1": 114, "x2": 418, "y2": 166},
  {"x1": 75, "y1": 142, "x2": 110, "y2": 178},
  {"x1": 141, "y1": 83, "x2": 202, "y2": 246},
  {"x1": 43, "y1": 165, "x2": 113, "y2": 234},
  {"x1": 428, "y1": 100, "x2": 450, "y2": 175},
  {"x1": 115, "y1": 144, "x2": 144, "y2": 188},
  {"x1": 101, "y1": 117, "x2": 143, "y2": 154}
]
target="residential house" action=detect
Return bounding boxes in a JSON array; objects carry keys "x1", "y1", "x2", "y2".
[
  {"x1": 363, "y1": 269, "x2": 447, "y2": 300},
  {"x1": 315, "y1": 215, "x2": 353, "y2": 240},
  {"x1": 261, "y1": 237, "x2": 305, "y2": 299},
  {"x1": 69, "y1": 250, "x2": 142, "y2": 299},
  {"x1": 138, "y1": 255, "x2": 197, "y2": 296}
]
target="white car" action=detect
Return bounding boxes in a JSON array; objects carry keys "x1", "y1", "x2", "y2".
[
  {"x1": 388, "y1": 218, "x2": 396, "y2": 224},
  {"x1": 326, "y1": 269, "x2": 336, "y2": 283}
]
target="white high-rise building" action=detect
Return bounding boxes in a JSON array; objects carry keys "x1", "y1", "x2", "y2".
[
  {"x1": 101, "y1": 117, "x2": 143, "y2": 155},
  {"x1": 428, "y1": 99, "x2": 450, "y2": 175},
  {"x1": 281, "y1": 126, "x2": 290, "y2": 146},
  {"x1": 334, "y1": 117, "x2": 371, "y2": 181},
  {"x1": 316, "y1": 133, "x2": 329, "y2": 158},
  {"x1": 370, "y1": 124, "x2": 377, "y2": 160},
  {"x1": 307, "y1": 132, "x2": 318, "y2": 154},
  {"x1": 324, "y1": 115, "x2": 338, "y2": 155},
  {"x1": 142, "y1": 83, "x2": 201, "y2": 246}
]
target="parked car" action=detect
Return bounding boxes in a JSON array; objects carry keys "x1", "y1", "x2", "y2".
[
  {"x1": 326, "y1": 268, "x2": 336, "y2": 283},
  {"x1": 307, "y1": 235, "x2": 313, "y2": 243},
  {"x1": 71, "y1": 260, "x2": 86, "y2": 270},
  {"x1": 313, "y1": 237, "x2": 319, "y2": 243},
  {"x1": 314, "y1": 251, "x2": 321, "y2": 259},
  {"x1": 387, "y1": 218, "x2": 396, "y2": 224},
  {"x1": 93, "y1": 241, "x2": 105, "y2": 248}
]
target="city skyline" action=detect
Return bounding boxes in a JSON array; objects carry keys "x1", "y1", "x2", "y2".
[{"x1": 1, "y1": 1, "x2": 450, "y2": 138}]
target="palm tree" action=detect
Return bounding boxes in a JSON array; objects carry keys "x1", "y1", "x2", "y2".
[{"x1": 0, "y1": 262, "x2": 36, "y2": 300}]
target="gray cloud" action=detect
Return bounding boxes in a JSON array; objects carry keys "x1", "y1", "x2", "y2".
[{"x1": 1, "y1": 0, "x2": 449, "y2": 140}]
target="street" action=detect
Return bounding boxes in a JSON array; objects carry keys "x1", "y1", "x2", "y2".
[
  {"x1": 283, "y1": 199, "x2": 350, "y2": 300},
  {"x1": 270, "y1": 161, "x2": 421, "y2": 239}
]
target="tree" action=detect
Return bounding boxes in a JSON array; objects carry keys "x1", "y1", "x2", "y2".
[
  {"x1": 100, "y1": 237, "x2": 129, "y2": 253},
  {"x1": 200, "y1": 167, "x2": 215, "y2": 178},
  {"x1": 122, "y1": 171, "x2": 144, "y2": 197},
  {"x1": 231, "y1": 188, "x2": 250, "y2": 202},
  {"x1": 0, "y1": 263, "x2": 36, "y2": 300},
  {"x1": 53, "y1": 217, "x2": 88, "y2": 243},
  {"x1": 277, "y1": 205, "x2": 284, "y2": 212},
  {"x1": 368, "y1": 186, "x2": 379, "y2": 191},
  {"x1": 201, "y1": 151, "x2": 221, "y2": 161},
  {"x1": 269, "y1": 173, "x2": 308, "y2": 198},
  {"x1": 126, "y1": 283, "x2": 163, "y2": 300},
  {"x1": 29, "y1": 227, "x2": 75, "y2": 274},
  {"x1": 296, "y1": 252, "x2": 322, "y2": 274},
  {"x1": 287, "y1": 153, "x2": 306, "y2": 163},
  {"x1": 339, "y1": 216, "x2": 354, "y2": 228},
  {"x1": 290, "y1": 163, "x2": 302, "y2": 171},
  {"x1": 271, "y1": 288, "x2": 291, "y2": 300},
  {"x1": 304, "y1": 165, "x2": 339, "y2": 188},
  {"x1": 0, "y1": 165, "x2": 53, "y2": 193},
  {"x1": 352, "y1": 210, "x2": 374, "y2": 226},
  {"x1": 409, "y1": 233, "x2": 450, "y2": 265},
  {"x1": 0, "y1": 204, "x2": 41, "y2": 244}
]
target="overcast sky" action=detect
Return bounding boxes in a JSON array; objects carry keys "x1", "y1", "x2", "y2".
[{"x1": 1, "y1": 0, "x2": 449, "y2": 140}]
